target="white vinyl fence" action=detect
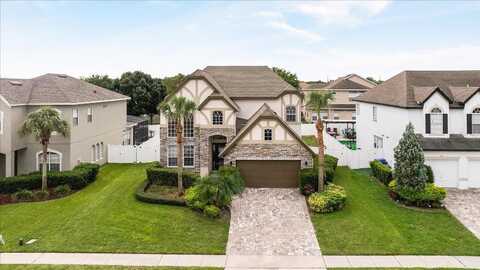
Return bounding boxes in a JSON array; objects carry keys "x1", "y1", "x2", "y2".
[{"x1": 108, "y1": 125, "x2": 160, "y2": 163}]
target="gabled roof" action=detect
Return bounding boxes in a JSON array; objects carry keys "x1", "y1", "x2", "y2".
[
  {"x1": 354, "y1": 70, "x2": 480, "y2": 108},
  {"x1": 0, "y1": 73, "x2": 129, "y2": 107},
  {"x1": 219, "y1": 103, "x2": 315, "y2": 157},
  {"x1": 322, "y1": 74, "x2": 376, "y2": 90}
]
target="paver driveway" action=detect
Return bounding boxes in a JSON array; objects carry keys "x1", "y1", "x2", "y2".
[
  {"x1": 226, "y1": 188, "x2": 321, "y2": 256},
  {"x1": 445, "y1": 188, "x2": 480, "y2": 239}
]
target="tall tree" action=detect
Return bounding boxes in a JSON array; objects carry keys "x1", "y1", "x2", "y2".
[
  {"x1": 163, "y1": 73, "x2": 185, "y2": 95},
  {"x1": 394, "y1": 123, "x2": 428, "y2": 191},
  {"x1": 273, "y1": 67, "x2": 300, "y2": 89},
  {"x1": 159, "y1": 96, "x2": 196, "y2": 194},
  {"x1": 20, "y1": 107, "x2": 69, "y2": 191},
  {"x1": 82, "y1": 74, "x2": 115, "y2": 90},
  {"x1": 306, "y1": 91, "x2": 335, "y2": 192}
]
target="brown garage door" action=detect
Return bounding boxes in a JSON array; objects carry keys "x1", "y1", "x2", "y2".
[{"x1": 237, "y1": 160, "x2": 300, "y2": 188}]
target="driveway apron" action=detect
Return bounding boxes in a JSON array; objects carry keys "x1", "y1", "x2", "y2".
[
  {"x1": 445, "y1": 188, "x2": 480, "y2": 239},
  {"x1": 226, "y1": 188, "x2": 321, "y2": 256}
]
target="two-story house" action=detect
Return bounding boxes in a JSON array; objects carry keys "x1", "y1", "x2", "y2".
[
  {"x1": 0, "y1": 73, "x2": 129, "y2": 178},
  {"x1": 159, "y1": 66, "x2": 315, "y2": 188},
  {"x1": 301, "y1": 74, "x2": 376, "y2": 136},
  {"x1": 354, "y1": 70, "x2": 480, "y2": 189}
]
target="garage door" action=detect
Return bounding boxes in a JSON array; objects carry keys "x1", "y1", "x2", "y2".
[
  {"x1": 426, "y1": 159, "x2": 459, "y2": 188},
  {"x1": 468, "y1": 160, "x2": 480, "y2": 188},
  {"x1": 236, "y1": 160, "x2": 300, "y2": 188}
]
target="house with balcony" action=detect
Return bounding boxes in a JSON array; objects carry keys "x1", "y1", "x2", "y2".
[
  {"x1": 0, "y1": 73, "x2": 129, "y2": 178},
  {"x1": 354, "y1": 70, "x2": 480, "y2": 189}
]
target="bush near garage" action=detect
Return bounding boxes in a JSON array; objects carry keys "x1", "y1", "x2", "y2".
[
  {"x1": 424, "y1": 165, "x2": 434, "y2": 183},
  {"x1": 308, "y1": 184, "x2": 347, "y2": 213},
  {"x1": 0, "y1": 163, "x2": 100, "y2": 194},
  {"x1": 388, "y1": 180, "x2": 446, "y2": 208},
  {"x1": 300, "y1": 154, "x2": 339, "y2": 195},
  {"x1": 369, "y1": 160, "x2": 393, "y2": 185}
]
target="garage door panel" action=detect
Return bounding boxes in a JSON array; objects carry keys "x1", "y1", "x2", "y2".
[
  {"x1": 426, "y1": 159, "x2": 459, "y2": 188},
  {"x1": 237, "y1": 160, "x2": 300, "y2": 188},
  {"x1": 468, "y1": 160, "x2": 480, "y2": 188}
]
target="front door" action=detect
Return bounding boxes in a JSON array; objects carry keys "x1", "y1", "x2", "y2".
[{"x1": 212, "y1": 143, "x2": 225, "y2": 171}]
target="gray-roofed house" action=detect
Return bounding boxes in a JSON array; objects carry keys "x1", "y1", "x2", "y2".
[
  {"x1": 354, "y1": 70, "x2": 480, "y2": 189},
  {"x1": 0, "y1": 73, "x2": 129, "y2": 177},
  {"x1": 159, "y1": 66, "x2": 315, "y2": 188}
]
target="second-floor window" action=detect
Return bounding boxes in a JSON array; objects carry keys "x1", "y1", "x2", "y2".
[
  {"x1": 168, "y1": 117, "x2": 176, "y2": 137},
  {"x1": 468, "y1": 107, "x2": 480, "y2": 134},
  {"x1": 0, "y1": 111, "x2": 4, "y2": 134},
  {"x1": 212, "y1": 111, "x2": 223, "y2": 125},
  {"x1": 87, "y1": 107, "x2": 93, "y2": 123},
  {"x1": 286, "y1": 106, "x2": 296, "y2": 122},
  {"x1": 184, "y1": 114, "x2": 194, "y2": 137},
  {"x1": 73, "y1": 108, "x2": 79, "y2": 126},
  {"x1": 264, "y1": 128, "x2": 273, "y2": 141},
  {"x1": 428, "y1": 107, "x2": 445, "y2": 135},
  {"x1": 372, "y1": 106, "x2": 377, "y2": 122}
]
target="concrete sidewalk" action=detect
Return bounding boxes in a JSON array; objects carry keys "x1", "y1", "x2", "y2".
[{"x1": 1, "y1": 253, "x2": 480, "y2": 269}]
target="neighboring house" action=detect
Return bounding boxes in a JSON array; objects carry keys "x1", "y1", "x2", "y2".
[
  {"x1": 354, "y1": 70, "x2": 480, "y2": 189},
  {"x1": 0, "y1": 73, "x2": 129, "y2": 178},
  {"x1": 124, "y1": 115, "x2": 150, "y2": 145},
  {"x1": 301, "y1": 74, "x2": 376, "y2": 137},
  {"x1": 159, "y1": 66, "x2": 315, "y2": 187}
]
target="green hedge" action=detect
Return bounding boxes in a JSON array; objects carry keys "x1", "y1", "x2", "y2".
[
  {"x1": 135, "y1": 180, "x2": 186, "y2": 206},
  {"x1": 146, "y1": 167, "x2": 198, "y2": 188},
  {"x1": 0, "y1": 163, "x2": 100, "y2": 194},
  {"x1": 369, "y1": 160, "x2": 393, "y2": 185},
  {"x1": 389, "y1": 179, "x2": 446, "y2": 208},
  {"x1": 300, "y1": 154, "x2": 338, "y2": 195}
]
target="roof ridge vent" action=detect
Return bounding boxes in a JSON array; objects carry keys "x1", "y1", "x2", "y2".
[{"x1": 9, "y1": 80, "x2": 23, "y2": 86}]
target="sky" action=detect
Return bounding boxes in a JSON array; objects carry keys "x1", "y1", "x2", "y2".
[{"x1": 1, "y1": 1, "x2": 479, "y2": 81}]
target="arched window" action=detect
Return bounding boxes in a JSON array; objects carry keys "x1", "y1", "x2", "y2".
[
  {"x1": 430, "y1": 107, "x2": 444, "y2": 135},
  {"x1": 184, "y1": 114, "x2": 194, "y2": 137},
  {"x1": 37, "y1": 150, "x2": 62, "y2": 172},
  {"x1": 469, "y1": 107, "x2": 480, "y2": 134}
]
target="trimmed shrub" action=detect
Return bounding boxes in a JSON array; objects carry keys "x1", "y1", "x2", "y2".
[
  {"x1": 0, "y1": 163, "x2": 100, "y2": 194},
  {"x1": 185, "y1": 185, "x2": 206, "y2": 210},
  {"x1": 300, "y1": 154, "x2": 338, "y2": 194},
  {"x1": 218, "y1": 166, "x2": 244, "y2": 195},
  {"x1": 424, "y1": 165, "x2": 434, "y2": 183},
  {"x1": 369, "y1": 160, "x2": 393, "y2": 185},
  {"x1": 34, "y1": 190, "x2": 49, "y2": 200},
  {"x1": 146, "y1": 167, "x2": 198, "y2": 188},
  {"x1": 54, "y1": 184, "x2": 71, "y2": 196},
  {"x1": 14, "y1": 189, "x2": 34, "y2": 201},
  {"x1": 203, "y1": 205, "x2": 221, "y2": 218},
  {"x1": 389, "y1": 180, "x2": 446, "y2": 207},
  {"x1": 308, "y1": 184, "x2": 347, "y2": 213},
  {"x1": 135, "y1": 180, "x2": 186, "y2": 206}
]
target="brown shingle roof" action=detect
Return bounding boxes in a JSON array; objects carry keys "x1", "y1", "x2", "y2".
[
  {"x1": 0, "y1": 73, "x2": 129, "y2": 106},
  {"x1": 203, "y1": 66, "x2": 297, "y2": 98},
  {"x1": 354, "y1": 71, "x2": 480, "y2": 108},
  {"x1": 322, "y1": 74, "x2": 375, "y2": 90}
]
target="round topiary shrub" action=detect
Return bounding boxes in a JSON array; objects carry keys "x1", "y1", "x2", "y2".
[
  {"x1": 203, "y1": 205, "x2": 221, "y2": 218},
  {"x1": 14, "y1": 189, "x2": 34, "y2": 202},
  {"x1": 308, "y1": 184, "x2": 347, "y2": 213},
  {"x1": 34, "y1": 190, "x2": 50, "y2": 200}
]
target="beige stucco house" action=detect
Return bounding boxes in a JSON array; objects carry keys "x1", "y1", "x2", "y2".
[
  {"x1": 159, "y1": 66, "x2": 315, "y2": 188},
  {"x1": 0, "y1": 73, "x2": 129, "y2": 178}
]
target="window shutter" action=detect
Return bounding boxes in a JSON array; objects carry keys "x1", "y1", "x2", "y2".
[
  {"x1": 467, "y1": 114, "x2": 472, "y2": 134},
  {"x1": 425, "y1": 114, "x2": 431, "y2": 134},
  {"x1": 443, "y1": 113, "x2": 448, "y2": 134}
]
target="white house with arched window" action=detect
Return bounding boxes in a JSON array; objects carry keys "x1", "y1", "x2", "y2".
[{"x1": 355, "y1": 70, "x2": 480, "y2": 189}]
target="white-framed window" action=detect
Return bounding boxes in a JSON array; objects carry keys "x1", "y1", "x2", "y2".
[
  {"x1": 430, "y1": 107, "x2": 443, "y2": 135},
  {"x1": 167, "y1": 145, "x2": 177, "y2": 167},
  {"x1": 286, "y1": 106, "x2": 297, "y2": 122},
  {"x1": 311, "y1": 114, "x2": 318, "y2": 122},
  {"x1": 184, "y1": 114, "x2": 194, "y2": 137},
  {"x1": 320, "y1": 112, "x2": 328, "y2": 120},
  {"x1": 96, "y1": 143, "x2": 100, "y2": 160},
  {"x1": 333, "y1": 113, "x2": 339, "y2": 120},
  {"x1": 37, "y1": 150, "x2": 62, "y2": 171},
  {"x1": 183, "y1": 144, "x2": 194, "y2": 167},
  {"x1": 212, "y1": 111, "x2": 223, "y2": 125},
  {"x1": 87, "y1": 107, "x2": 93, "y2": 123},
  {"x1": 352, "y1": 112, "x2": 356, "y2": 120},
  {"x1": 73, "y1": 108, "x2": 79, "y2": 126},
  {"x1": 472, "y1": 107, "x2": 480, "y2": 134},
  {"x1": 374, "y1": 135, "x2": 383, "y2": 149},
  {"x1": 372, "y1": 106, "x2": 377, "y2": 122},
  {"x1": 0, "y1": 111, "x2": 4, "y2": 135},
  {"x1": 92, "y1": 145, "x2": 96, "y2": 161},
  {"x1": 168, "y1": 117, "x2": 176, "y2": 137},
  {"x1": 100, "y1": 142, "x2": 104, "y2": 159},
  {"x1": 264, "y1": 128, "x2": 273, "y2": 141}
]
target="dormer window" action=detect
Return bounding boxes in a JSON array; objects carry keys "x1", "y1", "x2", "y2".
[
  {"x1": 212, "y1": 111, "x2": 223, "y2": 125},
  {"x1": 264, "y1": 128, "x2": 273, "y2": 141},
  {"x1": 426, "y1": 107, "x2": 447, "y2": 135},
  {"x1": 467, "y1": 107, "x2": 480, "y2": 134}
]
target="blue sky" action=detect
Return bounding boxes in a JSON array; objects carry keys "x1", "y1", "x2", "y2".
[{"x1": 1, "y1": 1, "x2": 479, "y2": 81}]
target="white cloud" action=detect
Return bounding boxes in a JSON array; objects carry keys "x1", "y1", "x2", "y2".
[
  {"x1": 293, "y1": 1, "x2": 391, "y2": 25},
  {"x1": 267, "y1": 20, "x2": 323, "y2": 42},
  {"x1": 255, "y1": 11, "x2": 283, "y2": 18}
]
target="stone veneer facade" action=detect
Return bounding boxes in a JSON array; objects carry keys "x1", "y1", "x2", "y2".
[{"x1": 223, "y1": 143, "x2": 314, "y2": 169}]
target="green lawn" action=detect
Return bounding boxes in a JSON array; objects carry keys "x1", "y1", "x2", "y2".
[
  {"x1": 0, "y1": 164, "x2": 229, "y2": 254},
  {"x1": 0, "y1": 266, "x2": 219, "y2": 270},
  {"x1": 311, "y1": 167, "x2": 480, "y2": 255},
  {"x1": 302, "y1": 135, "x2": 318, "y2": 146}
]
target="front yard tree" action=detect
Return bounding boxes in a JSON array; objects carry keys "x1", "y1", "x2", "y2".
[
  {"x1": 394, "y1": 123, "x2": 428, "y2": 191},
  {"x1": 306, "y1": 91, "x2": 335, "y2": 192},
  {"x1": 159, "y1": 96, "x2": 196, "y2": 194},
  {"x1": 273, "y1": 67, "x2": 300, "y2": 89},
  {"x1": 20, "y1": 107, "x2": 69, "y2": 191}
]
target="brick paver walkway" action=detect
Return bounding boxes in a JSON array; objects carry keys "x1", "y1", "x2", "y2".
[{"x1": 445, "y1": 188, "x2": 480, "y2": 239}]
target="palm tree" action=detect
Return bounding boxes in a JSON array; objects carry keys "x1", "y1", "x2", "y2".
[
  {"x1": 306, "y1": 92, "x2": 335, "y2": 192},
  {"x1": 159, "y1": 96, "x2": 196, "y2": 194},
  {"x1": 20, "y1": 107, "x2": 69, "y2": 191}
]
